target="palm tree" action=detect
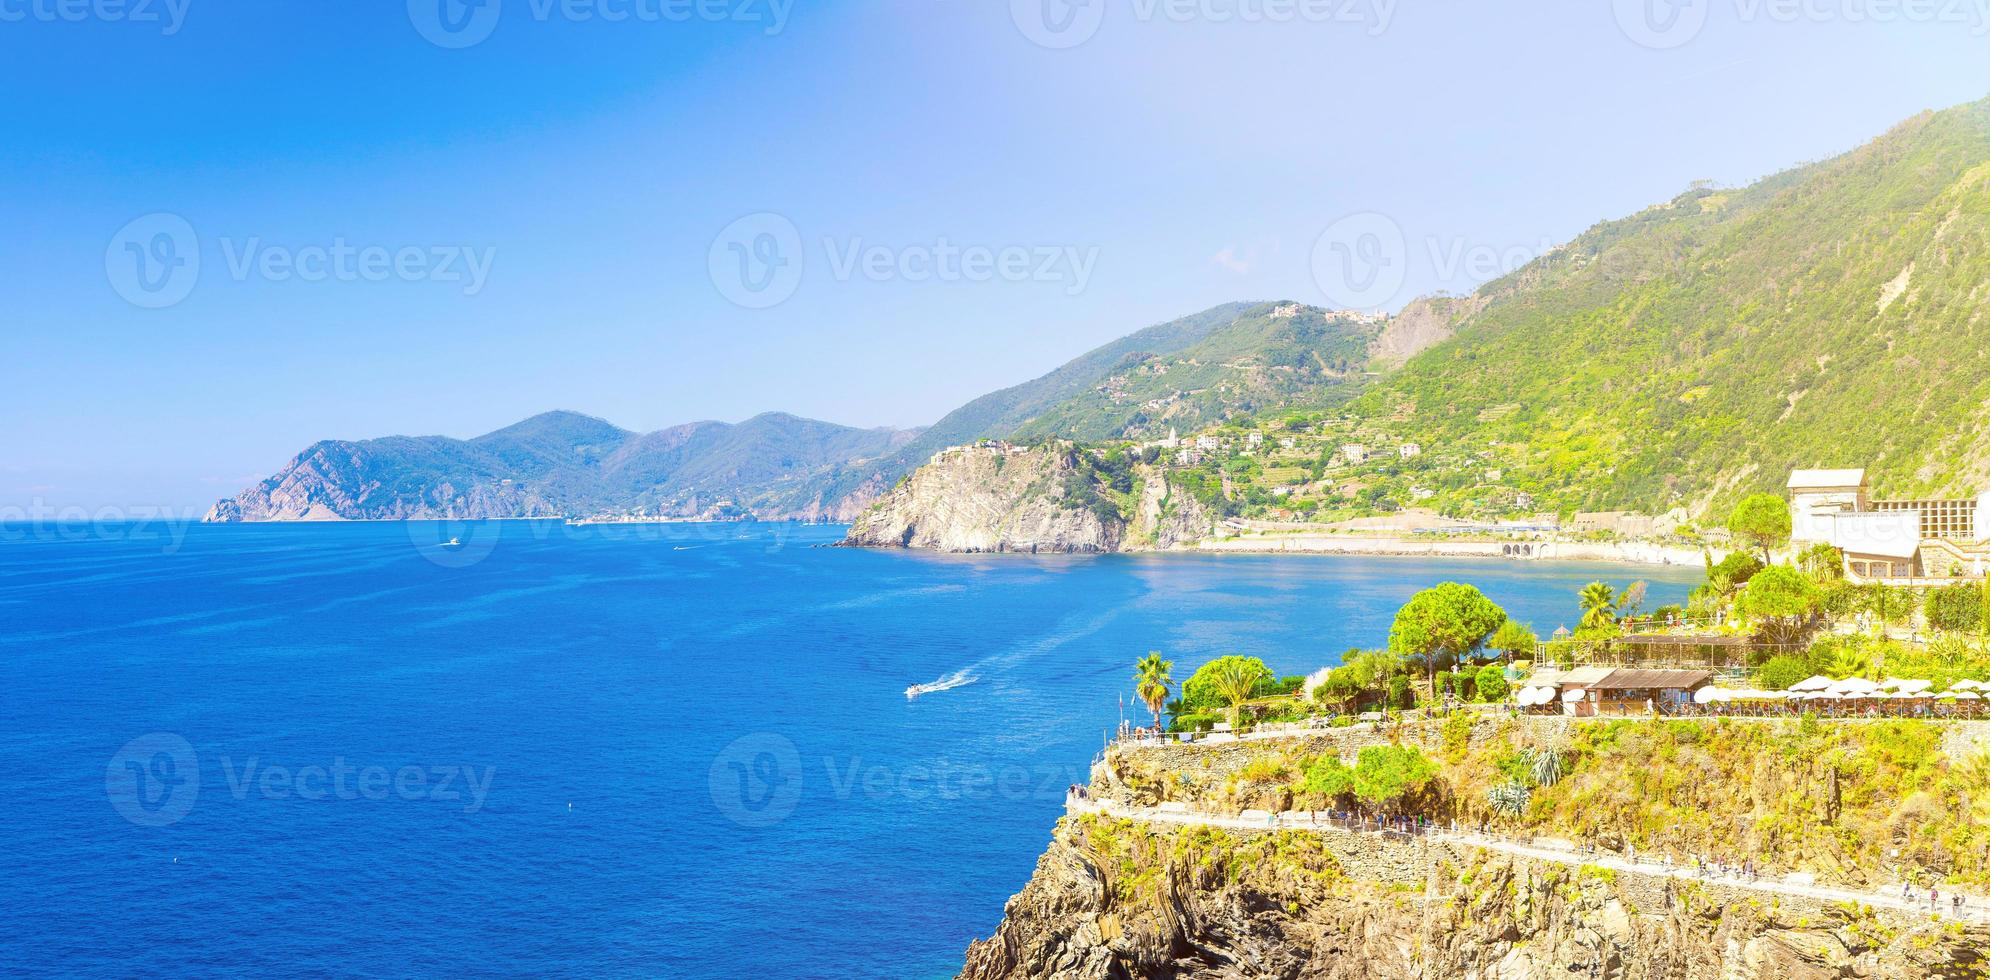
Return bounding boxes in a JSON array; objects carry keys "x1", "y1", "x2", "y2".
[
  {"x1": 1826, "y1": 645, "x2": 1878, "y2": 681},
  {"x1": 1578, "y1": 582, "x2": 1617, "y2": 632},
  {"x1": 1132, "y1": 652, "x2": 1173, "y2": 732},
  {"x1": 1209, "y1": 657, "x2": 1268, "y2": 729}
]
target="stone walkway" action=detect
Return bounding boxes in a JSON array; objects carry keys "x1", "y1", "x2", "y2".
[{"x1": 1066, "y1": 796, "x2": 1989, "y2": 924}]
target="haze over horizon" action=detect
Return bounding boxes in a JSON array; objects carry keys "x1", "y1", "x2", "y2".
[{"x1": 5, "y1": 1, "x2": 1990, "y2": 511}]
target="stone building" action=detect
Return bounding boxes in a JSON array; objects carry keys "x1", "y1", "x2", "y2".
[{"x1": 1787, "y1": 468, "x2": 1990, "y2": 580}]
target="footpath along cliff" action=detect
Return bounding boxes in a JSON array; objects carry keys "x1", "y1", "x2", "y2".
[{"x1": 959, "y1": 717, "x2": 1990, "y2": 979}]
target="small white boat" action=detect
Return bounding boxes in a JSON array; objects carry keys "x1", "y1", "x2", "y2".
[
  {"x1": 905, "y1": 670, "x2": 976, "y2": 700},
  {"x1": 441, "y1": 537, "x2": 462, "y2": 548}
]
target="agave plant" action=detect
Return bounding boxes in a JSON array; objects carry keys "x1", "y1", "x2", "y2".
[
  {"x1": 1529, "y1": 746, "x2": 1566, "y2": 788},
  {"x1": 1487, "y1": 780, "x2": 1531, "y2": 817}
]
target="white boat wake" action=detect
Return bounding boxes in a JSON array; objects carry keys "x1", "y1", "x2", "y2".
[{"x1": 906, "y1": 670, "x2": 977, "y2": 700}]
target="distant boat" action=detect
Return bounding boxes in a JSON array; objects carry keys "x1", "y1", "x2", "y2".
[
  {"x1": 905, "y1": 670, "x2": 976, "y2": 700},
  {"x1": 441, "y1": 537, "x2": 462, "y2": 548}
]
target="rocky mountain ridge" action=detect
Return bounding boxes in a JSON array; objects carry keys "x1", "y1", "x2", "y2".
[{"x1": 204, "y1": 410, "x2": 918, "y2": 523}]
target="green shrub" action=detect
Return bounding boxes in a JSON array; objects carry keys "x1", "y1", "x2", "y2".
[
  {"x1": 1180, "y1": 656, "x2": 1275, "y2": 711},
  {"x1": 1713, "y1": 552, "x2": 1764, "y2": 586},
  {"x1": 1926, "y1": 582, "x2": 1986, "y2": 634},
  {"x1": 1475, "y1": 664, "x2": 1509, "y2": 702},
  {"x1": 1170, "y1": 711, "x2": 1222, "y2": 733},
  {"x1": 1757, "y1": 654, "x2": 1810, "y2": 691},
  {"x1": 1238, "y1": 756, "x2": 1290, "y2": 784},
  {"x1": 1387, "y1": 675, "x2": 1414, "y2": 710},
  {"x1": 1301, "y1": 756, "x2": 1355, "y2": 799},
  {"x1": 1352, "y1": 744, "x2": 1438, "y2": 812}
]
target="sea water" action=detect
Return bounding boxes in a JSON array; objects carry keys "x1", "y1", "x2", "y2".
[{"x1": 0, "y1": 521, "x2": 1697, "y2": 977}]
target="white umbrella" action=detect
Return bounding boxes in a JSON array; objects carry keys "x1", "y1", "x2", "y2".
[
  {"x1": 1693, "y1": 687, "x2": 1723, "y2": 704},
  {"x1": 1950, "y1": 679, "x2": 1985, "y2": 691},
  {"x1": 1949, "y1": 691, "x2": 1982, "y2": 700},
  {"x1": 1789, "y1": 675, "x2": 1835, "y2": 692},
  {"x1": 1562, "y1": 688, "x2": 1587, "y2": 703},
  {"x1": 1887, "y1": 679, "x2": 1934, "y2": 694},
  {"x1": 1829, "y1": 677, "x2": 1881, "y2": 696}
]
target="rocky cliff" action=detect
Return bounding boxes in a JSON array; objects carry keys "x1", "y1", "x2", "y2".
[
  {"x1": 961, "y1": 816, "x2": 1984, "y2": 980},
  {"x1": 839, "y1": 444, "x2": 1212, "y2": 553},
  {"x1": 960, "y1": 718, "x2": 1990, "y2": 979}
]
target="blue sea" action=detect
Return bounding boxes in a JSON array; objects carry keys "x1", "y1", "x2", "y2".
[{"x1": 0, "y1": 521, "x2": 1698, "y2": 977}]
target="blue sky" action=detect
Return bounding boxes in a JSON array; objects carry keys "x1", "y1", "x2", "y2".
[{"x1": 4, "y1": 0, "x2": 1989, "y2": 511}]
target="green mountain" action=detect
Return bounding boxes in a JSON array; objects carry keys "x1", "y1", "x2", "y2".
[
  {"x1": 204, "y1": 410, "x2": 920, "y2": 522},
  {"x1": 210, "y1": 301, "x2": 1403, "y2": 523},
  {"x1": 823, "y1": 301, "x2": 1382, "y2": 501},
  {"x1": 1342, "y1": 95, "x2": 1990, "y2": 517},
  {"x1": 1009, "y1": 302, "x2": 1382, "y2": 441}
]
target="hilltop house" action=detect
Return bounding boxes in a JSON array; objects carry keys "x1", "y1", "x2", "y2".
[{"x1": 1787, "y1": 468, "x2": 1990, "y2": 580}]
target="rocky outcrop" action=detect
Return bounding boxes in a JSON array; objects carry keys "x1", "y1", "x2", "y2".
[
  {"x1": 1127, "y1": 469, "x2": 1213, "y2": 551},
  {"x1": 962, "y1": 816, "x2": 1988, "y2": 980},
  {"x1": 840, "y1": 444, "x2": 1215, "y2": 553},
  {"x1": 841, "y1": 444, "x2": 1124, "y2": 553},
  {"x1": 1368, "y1": 293, "x2": 1487, "y2": 367},
  {"x1": 204, "y1": 439, "x2": 563, "y2": 522}
]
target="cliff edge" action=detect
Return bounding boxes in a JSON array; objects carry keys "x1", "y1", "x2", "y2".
[{"x1": 960, "y1": 717, "x2": 1990, "y2": 979}]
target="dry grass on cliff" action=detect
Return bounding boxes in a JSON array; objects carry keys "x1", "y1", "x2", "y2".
[
  {"x1": 1109, "y1": 717, "x2": 1990, "y2": 889},
  {"x1": 1445, "y1": 717, "x2": 1990, "y2": 888}
]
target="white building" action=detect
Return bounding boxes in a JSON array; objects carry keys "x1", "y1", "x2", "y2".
[
  {"x1": 1247, "y1": 432, "x2": 1265, "y2": 449},
  {"x1": 1195, "y1": 435, "x2": 1219, "y2": 451},
  {"x1": 1341, "y1": 444, "x2": 1367, "y2": 464},
  {"x1": 1788, "y1": 468, "x2": 1990, "y2": 579},
  {"x1": 1398, "y1": 443, "x2": 1421, "y2": 459}
]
